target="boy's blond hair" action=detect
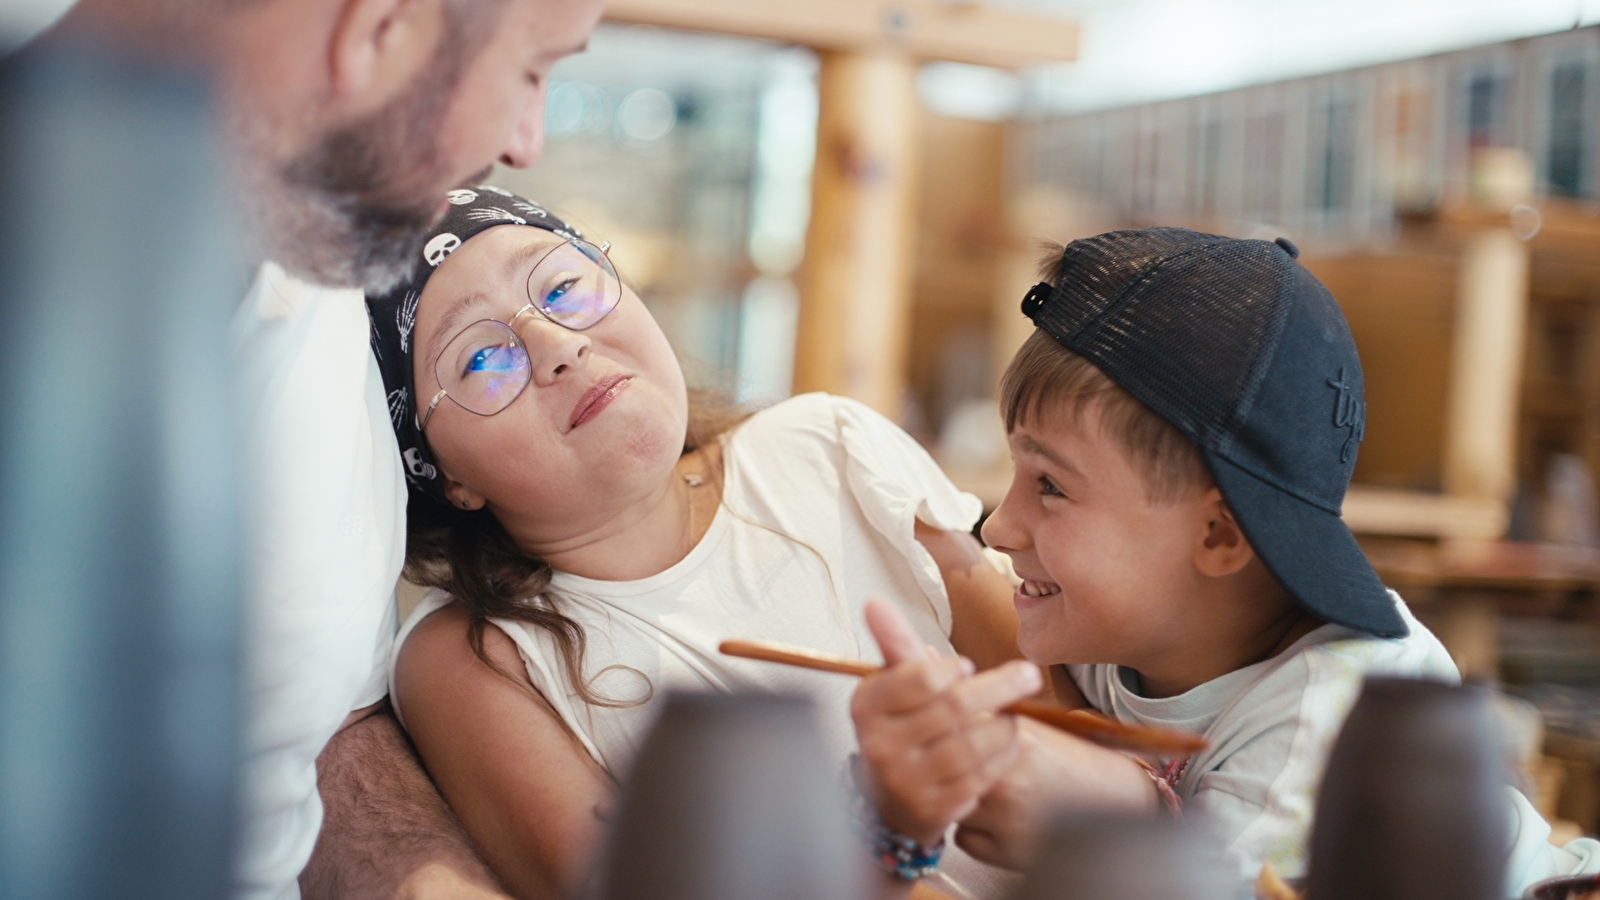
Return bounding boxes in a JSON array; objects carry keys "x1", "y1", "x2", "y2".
[{"x1": 1000, "y1": 319, "x2": 1212, "y2": 505}]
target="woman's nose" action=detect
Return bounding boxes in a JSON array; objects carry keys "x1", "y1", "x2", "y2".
[{"x1": 517, "y1": 316, "x2": 590, "y2": 386}]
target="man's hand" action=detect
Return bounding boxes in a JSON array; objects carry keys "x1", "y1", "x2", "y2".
[
  {"x1": 953, "y1": 719, "x2": 1159, "y2": 869},
  {"x1": 849, "y1": 598, "x2": 1041, "y2": 846},
  {"x1": 300, "y1": 702, "x2": 510, "y2": 900}
]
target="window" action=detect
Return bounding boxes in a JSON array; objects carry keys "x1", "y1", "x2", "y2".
[
  {"x1": 1467, "y1": 73, "x2": 1506, "y2": 149},
  {"x1": 1195, "y1": 116, "x2": 1224, "y2": 217},
  {"x1": 1245, "y1": 110, "x2": 1284, "y2": 220},
  {"x1": 1318, "y1": 98, "x2": 1354, "y2": 213},
  {"x1": 1547, "y1": 62, "x2": 1588, "y2": 198}
]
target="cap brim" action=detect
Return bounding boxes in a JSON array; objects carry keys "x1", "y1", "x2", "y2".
[{"x1": 1205, "y1": 453, "x2": 1408, "y2": 639}]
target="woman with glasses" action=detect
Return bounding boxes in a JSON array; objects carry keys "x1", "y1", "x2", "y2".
[{"x1": 367, "y1": 188, "x2": 1035, "y2": 899}]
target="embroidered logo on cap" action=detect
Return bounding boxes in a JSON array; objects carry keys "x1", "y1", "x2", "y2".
[{"x1": 1327, "y1": 368, "x2": 1366, "y2": 463}]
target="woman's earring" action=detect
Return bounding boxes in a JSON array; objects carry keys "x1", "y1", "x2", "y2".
[{"x1": 458, "y1": 499, "x2": 472, "y2": 510}]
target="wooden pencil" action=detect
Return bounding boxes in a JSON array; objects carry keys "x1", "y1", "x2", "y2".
[{"x1": 719, "y1": 638, "x2": 1208, "y2": 757}]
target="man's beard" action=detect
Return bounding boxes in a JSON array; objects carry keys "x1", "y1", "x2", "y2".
[{"x1": 234, "y1": 18, "x2": 489, "y2": 293}]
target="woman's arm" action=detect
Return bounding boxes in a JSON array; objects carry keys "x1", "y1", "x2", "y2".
[
  {"x1": 914, "y1": 521, "x2": 1021, "y2": 673},
  {"x1": 394, "y1": 603, "x2": 612, "y2": 900}
]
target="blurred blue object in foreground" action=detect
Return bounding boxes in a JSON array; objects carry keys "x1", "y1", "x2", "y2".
[{"x1": 0, "y1": 44, "x2": 247, "y2": 899}]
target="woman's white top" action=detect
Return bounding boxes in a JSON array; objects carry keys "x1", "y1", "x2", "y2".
[{"x1": 394, "y1": 392, "x2": 1013, "y2": 898}]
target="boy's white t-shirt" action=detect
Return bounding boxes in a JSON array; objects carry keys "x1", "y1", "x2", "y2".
[
  {"x1": 394, "y1": 393, "x2": 1013, "y2": 898},
  {"x1": 230, "y1": 262, "x2": 405, "y2": 900},
  {"x1": 1069, "y1": 597, "x2": 1600, "y2": 897}
]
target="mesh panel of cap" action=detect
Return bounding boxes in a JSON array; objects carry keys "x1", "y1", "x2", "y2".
[{"x1": 1047, "y1": 229, "x2": 1292, "y2": 458}]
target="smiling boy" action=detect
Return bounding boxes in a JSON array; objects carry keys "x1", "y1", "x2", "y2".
[{"x1": 849, "y1": 228, "x2": 1571, "y2": 890}]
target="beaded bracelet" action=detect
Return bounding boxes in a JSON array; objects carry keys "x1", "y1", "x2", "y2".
[{"x1": 841, "y1": 753, "x2": 947, "y2": 880}]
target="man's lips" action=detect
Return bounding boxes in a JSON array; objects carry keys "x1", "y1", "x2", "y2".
[{"x1": 568, "y1": 375, "x2": 631, "y2": 431}]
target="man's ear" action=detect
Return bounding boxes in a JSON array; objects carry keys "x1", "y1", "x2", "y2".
[
  {"x1": 327, "y1": 0, "x2": 444, "y2": 110},
  {"x1": 1193, "y1": 487, "x2": 1256, "y2": 578}
]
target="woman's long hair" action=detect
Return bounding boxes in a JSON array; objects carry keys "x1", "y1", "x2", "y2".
[{"x1": 402, "y1": 390, "x2": 751, "y2": 707}]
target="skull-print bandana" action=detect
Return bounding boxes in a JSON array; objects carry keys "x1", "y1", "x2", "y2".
[{"x1": 366, "y1": 185, "x2": 583, "y2": 506}]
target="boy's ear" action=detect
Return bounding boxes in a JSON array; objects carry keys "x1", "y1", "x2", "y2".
[
  {"x1": 328, "y1": 0, "x2": 444, "y2": 110},
  {"x1": 1193, "y1": 487, "x2": 1256, "y2": 578}
]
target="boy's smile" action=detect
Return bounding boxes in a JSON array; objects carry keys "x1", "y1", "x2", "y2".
[
  {"x1": 981, "y1": 402, "x2": 1307, "y2": 698},
  {"x1": 983, "y1": 405, "x2": 1208, "y2": 675}
]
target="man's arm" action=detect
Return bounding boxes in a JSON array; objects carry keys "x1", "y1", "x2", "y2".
[{"x1": 300, "y1": 701, "x2": 510, "y2": 900}]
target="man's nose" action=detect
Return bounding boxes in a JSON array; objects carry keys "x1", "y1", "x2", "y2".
[{"x1": 499, "y1": 86, "x2": 547, "y2": 169}]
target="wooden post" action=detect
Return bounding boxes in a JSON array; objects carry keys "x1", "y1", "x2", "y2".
[
  {"x1": 1441, "y1": 228, "x2": 1531, "y2": 510},
  {"x1": 792, "y1": 49, "x2": 920, "y2": 415}
]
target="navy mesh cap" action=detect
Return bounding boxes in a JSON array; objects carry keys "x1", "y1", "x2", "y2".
[{"x1": 1019, "y1": 227, "x2": 1405, "y2": 638}]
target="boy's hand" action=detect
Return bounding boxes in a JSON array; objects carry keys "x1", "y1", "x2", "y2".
[
  {"x1": 849, "y1": 597, "x2": 1042, "y2": 846},
  {"x1": 953, "y1": 719, "x2": 1161, "y2": 869}
]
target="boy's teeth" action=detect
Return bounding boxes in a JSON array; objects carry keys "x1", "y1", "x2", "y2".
[{"x1": 1020, "y1": 579, "x2": 1061, "y2": 597}]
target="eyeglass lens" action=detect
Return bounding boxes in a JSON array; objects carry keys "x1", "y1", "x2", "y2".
[
  {"x1": 433, "y1": 239, "x2": 621, "y2": 418},
  {"x1": 529, "y1": 239, "x2": 620, "y2": 330}
]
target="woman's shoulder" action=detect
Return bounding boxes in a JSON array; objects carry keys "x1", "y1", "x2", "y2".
[
  {"x1": 738, "y1": 392, "x2": 862, "y2": 431},
  {"x1": 390, "y1": 597, "x2": 534, "y2": 727},
  {"x1": 732, "y1": 392, "x2": 911, "y2": 453},
  {"x1": 726, "y1": 393, "x2": 850, "y2": 459}
]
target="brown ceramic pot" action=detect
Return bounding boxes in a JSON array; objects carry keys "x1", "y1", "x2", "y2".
[
  {"x1": 590, "y1": 691, "x2": 864, "y2": 900},
  {"x1": 1306, "y1": 676, "x2": 1508, "y2": 900},
  {"x1": 1008, "y1": 814, "x2": 1234, "y2": 900}
]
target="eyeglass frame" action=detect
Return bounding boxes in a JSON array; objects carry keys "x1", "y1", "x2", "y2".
[{"x1": 417, "y1": 236, "x2": 617, "y2": 433}]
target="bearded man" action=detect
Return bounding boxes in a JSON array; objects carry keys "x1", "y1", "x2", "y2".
[{"x1": 23, "y1": 1, "x2": 605, "y2": 897}]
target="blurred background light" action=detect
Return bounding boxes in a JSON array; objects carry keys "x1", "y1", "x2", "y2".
[
  {"x1": 1005, "y1": 0, "x2": 1600, "y2": 113},
  {"x1": 616, "y1": 87, "x2": 679, "y2": 146},
  {"x1": 494, "y1": 23, "x2": 818, "y2": 394},
  {"x1": 918, "y1": 62, "x2": 1024, "y2": 121}
]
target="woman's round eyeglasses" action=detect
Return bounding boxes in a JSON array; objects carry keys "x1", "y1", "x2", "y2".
[{"x1": 419, "y1": 237, "x2": 621, "y2": 432}]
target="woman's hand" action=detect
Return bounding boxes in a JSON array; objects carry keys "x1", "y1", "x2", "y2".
[
  {"x1": 849, "y1": 597, "x2": 1042, "y2": 846},
  {"x1": 953, "y1": 719, "x2": 1160, "y2": 869}
]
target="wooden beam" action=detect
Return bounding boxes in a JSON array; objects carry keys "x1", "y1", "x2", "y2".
[
  {"x1": 602, "y1": 0, "x2": 1079, "y2": 69},
  {"x1": 791, "y1": 49, "x2": 920, "y2": 415}
]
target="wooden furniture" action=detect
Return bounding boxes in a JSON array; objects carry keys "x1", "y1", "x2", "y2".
[
  {"x1": 1307, "y1": 196, "x2": 1600, "y2": 545},
  {"x1": 1360, "y1": 537, "x2": 1600, "y2": 680}
]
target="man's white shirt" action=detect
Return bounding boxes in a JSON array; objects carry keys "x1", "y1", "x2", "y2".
[{"x1": 229, "y1": 263, "x2": 405, "y2": 900}]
